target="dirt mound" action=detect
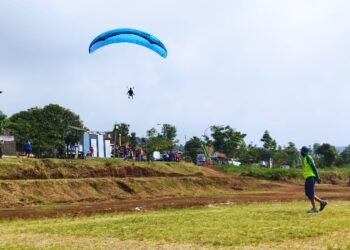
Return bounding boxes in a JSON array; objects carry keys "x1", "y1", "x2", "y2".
[
  {"x1": 0, "y1": 174, "x2": 243, "y2": 208},
  {"x1": 68, "y1": 165, "x2": 187, "y2": 178},
  {"x1": 199, "y1": 166, "x2": 228, "y2": 177},
  {"x1": 1, "y1": 159, "x2": 349, "y2": 220},
  {"x1": 1, "y1": 184, "x2": 350, "y2": 219}
]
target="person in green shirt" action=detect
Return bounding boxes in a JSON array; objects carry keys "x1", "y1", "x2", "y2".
[{"x1": 301, "y1": 146, "x2": 328, "y2": 213}]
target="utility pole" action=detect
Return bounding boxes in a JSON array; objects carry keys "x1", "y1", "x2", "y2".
[
  {"x1": 184, "y1": 136, "x2": 187, "y2": 160},
  {"x1": 202, "y1": 127, "x2": 211, "y2": 165},
  {"x1": 113, "y1": 132, "x2": 117, "y2": 158},
  {"x1": 113, "y1": 124, "x2": 118, "y2": 158}
]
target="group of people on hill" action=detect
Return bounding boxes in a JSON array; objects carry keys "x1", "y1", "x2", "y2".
[
  {"x1": 162, "y1": 151, "x2": 180, "y2": 161},
  {"x1": 113, "y1": 145, "x2": 145, "y2": 161},
  {"x1": 111, "y1": 145, "x2": 181, "y2": 162}
]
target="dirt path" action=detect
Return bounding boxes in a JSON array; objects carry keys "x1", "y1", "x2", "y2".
[{"x1": 0, "y1": 183, "x2": 348, "y2": 219}]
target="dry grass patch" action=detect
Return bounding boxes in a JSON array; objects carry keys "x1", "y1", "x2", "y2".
[
  {"x1": 0, "y1": 233, "x2": 216, "y2": 250},
  {"x1": 1, "y1": 201, "x2": 349, "y2": 249},
  {"x1": 0, "y1": 158, "x2": 201, "y2": 180}
]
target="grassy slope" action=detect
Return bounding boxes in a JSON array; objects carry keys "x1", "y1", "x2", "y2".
[
  {"x1": 0, "y1": 176, "x2": 241, "y2": 207},
  {"x1": 0, "y1": 158, "x2": 200, "y2": 179},
  {"x1": 0, "y1": 158, "x2": 349, "y2": 208},
  {"x1": 0, "y1": 201, "x2": 349, "y2": 249},
  {"x1": 0, "y1": 158, "x2": 241, "y2": 207}
]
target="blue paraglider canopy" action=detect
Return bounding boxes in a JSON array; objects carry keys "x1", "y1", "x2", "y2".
[{"x1": 89, "y1": 28, "x2": 167, "y2": 58}]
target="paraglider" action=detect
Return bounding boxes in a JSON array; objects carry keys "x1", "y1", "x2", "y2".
[
  {"x1": 89, "y1": 28, "x2": 167, "y2": 99},
  {"x1": 89, "y1": 28, "x2": 167, "y2": 58},
  {"x1": 127, "y1": 87, "x2": 135, "y2": 99}
]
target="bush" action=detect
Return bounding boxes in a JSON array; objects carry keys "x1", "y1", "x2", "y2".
[
  {"x1": 220, "y1": 165, "x2": 301, "y2": 180},
  {"x1": 221, "y1": 164, "x2": 350, "y2": 184},
  {"x1": 240, "y1": 168, "x2": 300, "y2": 181}
]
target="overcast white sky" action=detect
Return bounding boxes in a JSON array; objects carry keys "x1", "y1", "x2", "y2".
[{"x1": 1, "y1": 0, "x2": 350, "y2": 147}]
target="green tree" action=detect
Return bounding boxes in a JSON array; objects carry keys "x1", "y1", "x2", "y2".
[
  {"x1": 315, "y1": 143, "x2": 338, "y2": 167},
  {"x1": 0, "y1": 110, "x2": 7, "y2": 133},
  {"x1": 144, "y1": 127, "x2": 174, "y2": 159},
  {"x1": 146, "y1": 127, "x2": 158, "y2": 138},
  {"x1": 113, "y1": 123, "x2": 130, "y2": 146},
  {"x1": 146, "y1": 136, "x2": 173, "y2": 155},
  {"x1": 260, "y1": 130, "x2": 277, "y2": 167},
  {"x1": 261, "y1": 130, "x2": 277, "y2": 151},
  {"x1": 161, "y1": 124, "x2": 177, "y2": 141},
  {"x1": 184, "y1": 136, "x2": 204, "y2": 163},
  {"x1": 313, "y1": 143, "x2": 321, "y2": 155},
  {"x1": 202, "y1": 134, "x2": 213, "y2": 148},
  {"x1": 129, "y1": 132, "x2": 137, "y2": 150},
  {"x1": 238, "y1": 143, "x2": 258, "y2": 164},
  {"x1": 272, "y1": 145, "x2": 298, "y2": 167},
  {"x1": 5, "y1": 104, "x2": 85, "y2": 157},
  {"x1": 210, "y1": 125, "x2": 246, "y2": 158},
  {"x1": 273, "y1": 149, "x2": 289, "y2": 167},
  {"x1": 235, "y1": 142, "x2": 249, "y2": 162},
  {"x1": 284, "y1": 142, "x2": 301, "y2": 167},
  {"x1": 338, "y1": 145, "x2": 350, "y2": 165}
]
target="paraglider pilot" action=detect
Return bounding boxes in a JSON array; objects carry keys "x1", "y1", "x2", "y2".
[{"x1": 127, "y1": 88, "x2": 135, "y2": 99}]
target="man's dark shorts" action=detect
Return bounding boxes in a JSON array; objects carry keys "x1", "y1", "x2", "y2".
[{"x1": 305, "y1": 176, "x2": 316, "y2": 199}]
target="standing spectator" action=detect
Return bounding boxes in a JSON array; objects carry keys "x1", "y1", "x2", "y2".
[
  {"x1": 58, "y1": 147, "x2": 64, "y2": 158},
  {"x1": 135, "y1": 149, "x2": 139, "y2": 161},
  {"x1": 124, "y1": 147, "x2": 129, "y2": 160},
  {"x1": 89, "y1": 146, "x2": 94, "y2": 157},
  {"x1": 136, "y1": 148, "x2": 142, "y2": 161},
  {"x1": 25, "y1": 140, "x2": 32, "y2": 157},
  {"x1": 0, "y1": 140, "x2": 4, "y2": 158},
  {"x1": 174, "y1": 151, "x2": 179, "y2": 161}
]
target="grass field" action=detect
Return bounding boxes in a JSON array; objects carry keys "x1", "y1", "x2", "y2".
[{"x1": 1, "y1": 200, "x2": 349, "y2": 249}]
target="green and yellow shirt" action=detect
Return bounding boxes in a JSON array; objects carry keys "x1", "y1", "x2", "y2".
[{"x1": 303, "y1": 154, "x2": 320, "y2": 180}]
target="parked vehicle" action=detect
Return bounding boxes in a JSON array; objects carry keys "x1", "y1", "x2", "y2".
[
  {"x1": 196, "y1": 154, "x2": 207, "y2": 166},
  {"x1": 227, "y1": 158, "x2": 241, "y2": 166},
  {"x1": 153, "y1": 151, "x2": 161, "y2": 160}
]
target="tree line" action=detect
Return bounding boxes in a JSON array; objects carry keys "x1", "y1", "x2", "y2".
[{"x1": 0, "y1": 104, "x2": 349, "y2": 167}]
